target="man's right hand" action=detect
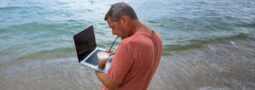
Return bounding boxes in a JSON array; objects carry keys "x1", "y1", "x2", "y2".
[{"x1": 105, "y1": 50, "x2": 116, "y2": 56}]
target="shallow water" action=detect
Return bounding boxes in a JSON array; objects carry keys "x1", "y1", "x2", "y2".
[{"x1": 0, "y1": 0, "x2": 255, "y2": 89}]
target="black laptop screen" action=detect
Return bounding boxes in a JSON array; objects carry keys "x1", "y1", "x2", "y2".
[{"x1": 73, "y1": 26, "x2": 97, "y2": 62}]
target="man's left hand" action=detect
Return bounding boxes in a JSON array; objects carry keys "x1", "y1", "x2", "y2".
[{"x1": 95, "y1": 70, "x2": 119, "y2": 90}]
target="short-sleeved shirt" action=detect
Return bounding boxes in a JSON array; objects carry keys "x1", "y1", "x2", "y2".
[{"x1": 102, "y1": 30, "x2": 162, "y2": 90}]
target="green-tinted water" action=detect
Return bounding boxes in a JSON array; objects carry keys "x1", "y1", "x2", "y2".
[{"x1": 1, "y1": 0, "x2": 255, "y2": 61}]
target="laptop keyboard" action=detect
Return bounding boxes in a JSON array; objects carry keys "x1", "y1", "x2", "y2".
[{"x1": 85, "y1": 49, "x2": 103, "y2": 66}]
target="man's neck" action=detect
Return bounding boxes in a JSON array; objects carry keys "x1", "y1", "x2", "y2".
[{"x1": 131, "y1": 20, "x2": 151, "y2": 34}]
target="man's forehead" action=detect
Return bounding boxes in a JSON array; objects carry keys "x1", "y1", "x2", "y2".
[
  {"x1": 106, "y1": 18, "x2": 112, "y2": 26},
  {"x1": 107, "y1": 18, "x2": 111, "y2": 24},
  {"x1": 107, "y1": 18, "x2": 118, "y2": 27}
]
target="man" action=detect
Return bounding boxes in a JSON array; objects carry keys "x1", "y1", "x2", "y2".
[{"x1": 95, "y1": 2, "x2": 162, "y2": 90}]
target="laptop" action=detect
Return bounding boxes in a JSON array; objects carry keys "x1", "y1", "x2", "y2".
[{"x1": 73, "y1": 26, "x2": 112, "y2": 73}]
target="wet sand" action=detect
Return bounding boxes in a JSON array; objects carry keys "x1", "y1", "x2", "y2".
[{"x1": 0, "y1": 38, "x2": 255, "y2": 90}]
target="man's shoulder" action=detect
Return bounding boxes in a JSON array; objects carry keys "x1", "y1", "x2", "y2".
[{"x1": 122, "y1": 32, "x2": 154, "y2": 48}]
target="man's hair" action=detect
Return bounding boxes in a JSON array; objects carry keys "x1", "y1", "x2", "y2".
[{"x1": 104, "y1": 2, "x2": 138, "y2": 21}]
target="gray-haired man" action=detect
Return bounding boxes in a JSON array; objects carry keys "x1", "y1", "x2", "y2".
[{"x1": 95, "y1": 2, "x2": 162, "y2": 90}]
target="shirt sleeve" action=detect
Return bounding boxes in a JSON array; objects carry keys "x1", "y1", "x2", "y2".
[{"x1": 107, "y1": 41, "x2": 134, "y2": 84}]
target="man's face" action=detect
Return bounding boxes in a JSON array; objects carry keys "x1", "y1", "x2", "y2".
[{"x1": 107, "y1": 17, "x2": 129, "y2": 40}]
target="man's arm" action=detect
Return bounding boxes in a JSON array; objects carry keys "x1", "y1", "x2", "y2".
[{"x1": 95, "y1": 70, "x2": 119, "y2": 90}]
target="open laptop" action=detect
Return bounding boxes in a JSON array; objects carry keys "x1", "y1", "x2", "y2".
[{"x1": 73, "y1": 26, "x2": 112, "y2": 73}]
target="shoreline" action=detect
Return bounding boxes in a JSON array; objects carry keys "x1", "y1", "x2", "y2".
[
  {"x1": 149, "y1": 37, "x2": 255, "y2": 89},
  {"x1": 0, "y1": 37, "x2": 255, "y2": 89}
]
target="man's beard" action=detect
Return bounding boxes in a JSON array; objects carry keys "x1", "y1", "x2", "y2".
[{"x1": 120, "y1": 33, "x2": 133, "y2": 40}]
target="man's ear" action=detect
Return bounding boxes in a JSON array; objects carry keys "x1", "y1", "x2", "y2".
[{"x1": 120, "y1": 16, "x2": 127, "y2": 25}]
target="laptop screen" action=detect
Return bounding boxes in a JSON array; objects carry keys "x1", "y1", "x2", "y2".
[{"x1": 73, "y1": 26, "x2": 97, "y2": 62}]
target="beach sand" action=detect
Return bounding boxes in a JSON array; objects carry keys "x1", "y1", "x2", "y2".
[{"x1": 0, "y1": 37, "x2": 255, "y2": 90}]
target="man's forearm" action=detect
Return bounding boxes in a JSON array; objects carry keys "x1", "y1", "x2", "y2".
[{"x1": 95, "y1": 71, "x2": 119, "y2": 90}]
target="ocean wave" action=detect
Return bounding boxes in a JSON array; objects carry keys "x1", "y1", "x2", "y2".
[
  {"x1": 162, "y1": 33, "x2": 251, "y2": 55},
  {"x1": 0, "y1": 6, "x2": 21, "y2": 10},
  {"x1": 0, "y1": 46, "x2": 76, "y2": 69},
  {"x1": 13, "y1": 47, "x2": 76, "y2": 62},
  {"x1": 14, "y1": 33, "x2": 251, "y2": 59}
]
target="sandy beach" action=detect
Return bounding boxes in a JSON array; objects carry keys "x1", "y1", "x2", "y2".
[{"x1": 0, "y1": 37, "x2": 254, "y2": 90}]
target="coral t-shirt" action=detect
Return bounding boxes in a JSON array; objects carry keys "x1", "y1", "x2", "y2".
[{"x1": 102, "y1": 30, "x2": 162, "y2": 90}]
